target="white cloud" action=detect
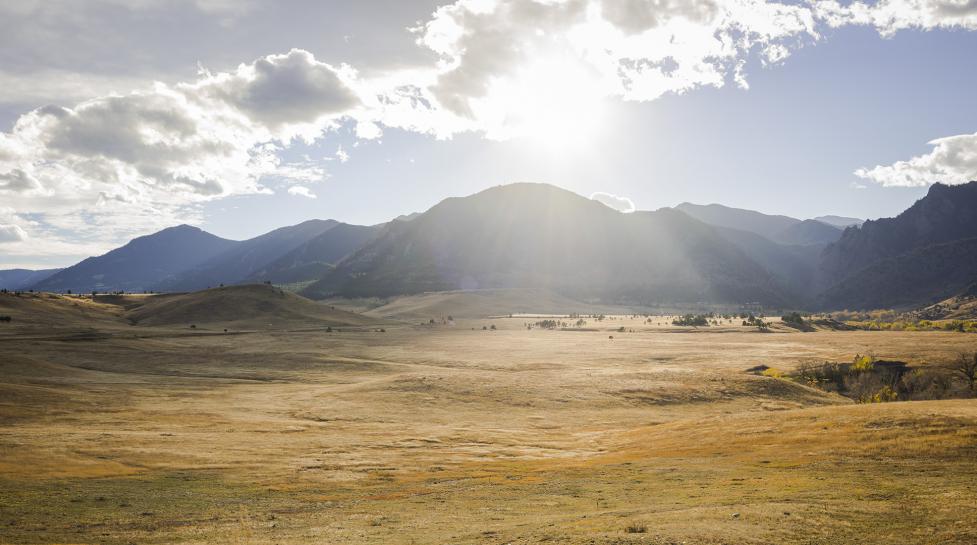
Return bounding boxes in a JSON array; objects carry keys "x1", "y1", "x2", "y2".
[
  {"x1": 0, "y1": 223, "x2": 28, "y2": 243},
  {"x1": 591, "y1": 191, "x2": 636, "y2": 213},
  {"x1": 0, "y1": 49, "x2": 358, "y2": 251},
  {"x1": 287, "y1": 185, "x2": 317, "y2": 199},
  {"x1": 400, "y1": 0, "x2": 821, "y2": 140},
  {"x1": 816, "y1": 0, "x2": 977, "y2": 36},
  {"x1": 855, "y1": 132, "x2": 977, "y2": 187}
]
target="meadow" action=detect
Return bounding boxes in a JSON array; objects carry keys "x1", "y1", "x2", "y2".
[{"x1": 1, "y1": 290, "x2": 976, "y2": 544}]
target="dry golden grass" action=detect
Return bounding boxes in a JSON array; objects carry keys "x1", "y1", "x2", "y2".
[{"x1": 1, "y1": 292, "x2": 976, "y2": 544}]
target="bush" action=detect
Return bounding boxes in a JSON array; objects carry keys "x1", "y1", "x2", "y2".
[
  {"x1": 851, "y1": 354, "x2": 874, "y2": 373},
  {"x1": 625, "y1": 524, "x2": 647, "y2": 534},
  {"x1": 0, "y1": 315, "x2": 11, "y2": 323}
]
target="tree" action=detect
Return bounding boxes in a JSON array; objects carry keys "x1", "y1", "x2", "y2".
[{"x1": 951, "y1": 352, "x2": 977, "y2": 394}]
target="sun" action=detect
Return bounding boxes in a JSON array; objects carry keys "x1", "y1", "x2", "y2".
[{"x1": 476, "y1": 55, "x2": 609, "y2": 152}]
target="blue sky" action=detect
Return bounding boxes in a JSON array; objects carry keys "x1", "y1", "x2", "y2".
[{"x1": 1, "y1": 1, "x2": 977, "y2": 266}]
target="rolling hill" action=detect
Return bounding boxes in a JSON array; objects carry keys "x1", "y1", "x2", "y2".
[
  {"x1": 302, "y1": 183, "x2": 792, "y2": 306},
  {"x1": 32, "y1": 225, "x2": 237, "y2": 294},
  {"x1": 125, "y1": 284, "x2": 380, "y2": 328}
]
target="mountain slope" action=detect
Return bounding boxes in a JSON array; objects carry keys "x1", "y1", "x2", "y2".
[
  {"x1": 302, "y1": 183, "x2": 792, "y2": 306},
  {"x1": 818, "y1": 238, "x2": 977, "y2": 311},
  {"x1": 246, "y1": 222, "x2": 382, "y2": 284},
  {"x1": 820, "y1": 182, "x2": 977, "y2": 285},
  {"x1": 814, "y1": 215, "x2": 863, "y2": 229},
  {"x1": 912, "y1": 281, "x2": 977, "y2": 320},
  {"x1": 676, "y1": 202, "x2": 840, "y2": 245},
  {"x1": 32, "y1": 226, "x2": 237, "y2": 293},
  {"x1": 675, "y1": 202, "x2": 800, "y2": 238},
  {"x1": 0, "y1": 268, "x2": 62, "y2": 290},
  {"x1": 775, "y1": 219, "x2": 842, "y2": 246},
  {"x1": 156, "y1": 219, "x2": 339, "y2": 291},
  {"x1": 713, "y1": 228, "x2": 823, "y2": 303}
]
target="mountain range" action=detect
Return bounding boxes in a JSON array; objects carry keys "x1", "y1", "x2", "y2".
[{"x1": 5, "y1": 181, "x2": 977, "y2": 312}]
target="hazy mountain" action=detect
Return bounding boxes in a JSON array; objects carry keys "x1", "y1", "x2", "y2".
[
  {"x1": 32, "y1": 225, "x2": 237, "y2": 293},
  {"x1": 302, "y1": 183, "x2": 791, "y2": 306},
  {"x1": 393, "y1": 212, "x2": 421, "y2": 222},
  {"x1": 0, "y1": 268, "x2": 62, "y2": 290},
  {"x1": 675, "y1": 202, "x2": 841, "y2": 246},
  {"x1": 675, "y1": 202, "x2": 799, "y2": 237},
  {"x1": 246, "y1": 222, "x2": 382, "y2": 284},
  {"x1": 713, "y1": 228, "x2": 823, "y2": 303},
  {"x1": 819, "y1": 238, "x2": 977, "y2": 310},
  {"x1": 156, "y1": 219, "x2": 339, "y2": 291},
  {"x1": 775, "y1": 220, "x2": 842, "y2": 246},
  {"x1": 820, "y1": 182, "x2": 977, "y2": 286},
  {"x1": 814, "y1": 215, "x2": 863, "y2": 229}
]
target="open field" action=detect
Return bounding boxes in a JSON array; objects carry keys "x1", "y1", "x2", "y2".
[{"x1": 2, "y1": 290, "x2": 977, "y2": 544}]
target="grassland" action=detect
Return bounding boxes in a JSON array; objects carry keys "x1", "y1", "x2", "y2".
[{"x1": 1, "y1": 289, "x2": 976, "y2": 544}]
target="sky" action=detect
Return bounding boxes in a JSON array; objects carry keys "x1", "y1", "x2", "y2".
[{"x1": 1, "y1": 0, "x2": 976, "y2": 268}]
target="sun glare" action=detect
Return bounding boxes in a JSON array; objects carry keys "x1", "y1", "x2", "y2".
[{"x1": 478, "y1": 55, "x2": 609, "y2": 152}]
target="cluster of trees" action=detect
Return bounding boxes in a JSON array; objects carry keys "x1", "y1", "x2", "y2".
[
  {"x1": 672, "y1": 314, "x2": 710, "y2": 327},
  {"x1": 793, "y1": 352, "x2": 977, "y2": 402},
  {"x1": 530, "y1": 319, "x2": 568, "y2": 330},
  {"x1": 741, "y1": 314, "x2": 770, "y2": 331}
]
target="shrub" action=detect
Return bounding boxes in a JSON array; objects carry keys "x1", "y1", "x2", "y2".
[
  {"x1": 863, "y1": 385, "x2": 898, "y2": 403},
  {"x1": 851, "y1": 354, "x2": 874, "y2": 373},
  {"x1": 0, "y1": 315, "x2": 11, "y2": 323},
  {"x1": 625, "y1": 524, "x2": 647, "y2": 534},
  {"x1": 761, "y1": 367, "x2": 784, "y2": 378}
]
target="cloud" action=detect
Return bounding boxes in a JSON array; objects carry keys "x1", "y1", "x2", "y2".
[
  {"x1": 855, "y1": 132, "x2": 977, "y2": 187},
  {"x1": 191, "y1": 49, "x2": 360, "y2": 137},
  {"x1": 0, "y1": 168, "x2": 43, "y2": 193},
  {"x1": 0, "y1": 223, "x2": 28, "y2": 243},
  {"x1": 591, "y1": 191, "x2": 636, "y2": 213},
  {"x1": 404, "y1": 0, "x2": 821, "y2": 139},
  {"x1": 816, "y1": 0, "x2": 977, "y2": 36},
  {"x1": 287, "y1": 185, "x2": 317, "y2": 199},
  {"x1": 0, "y1": 49, "x2": 358, "y2": 245}
]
